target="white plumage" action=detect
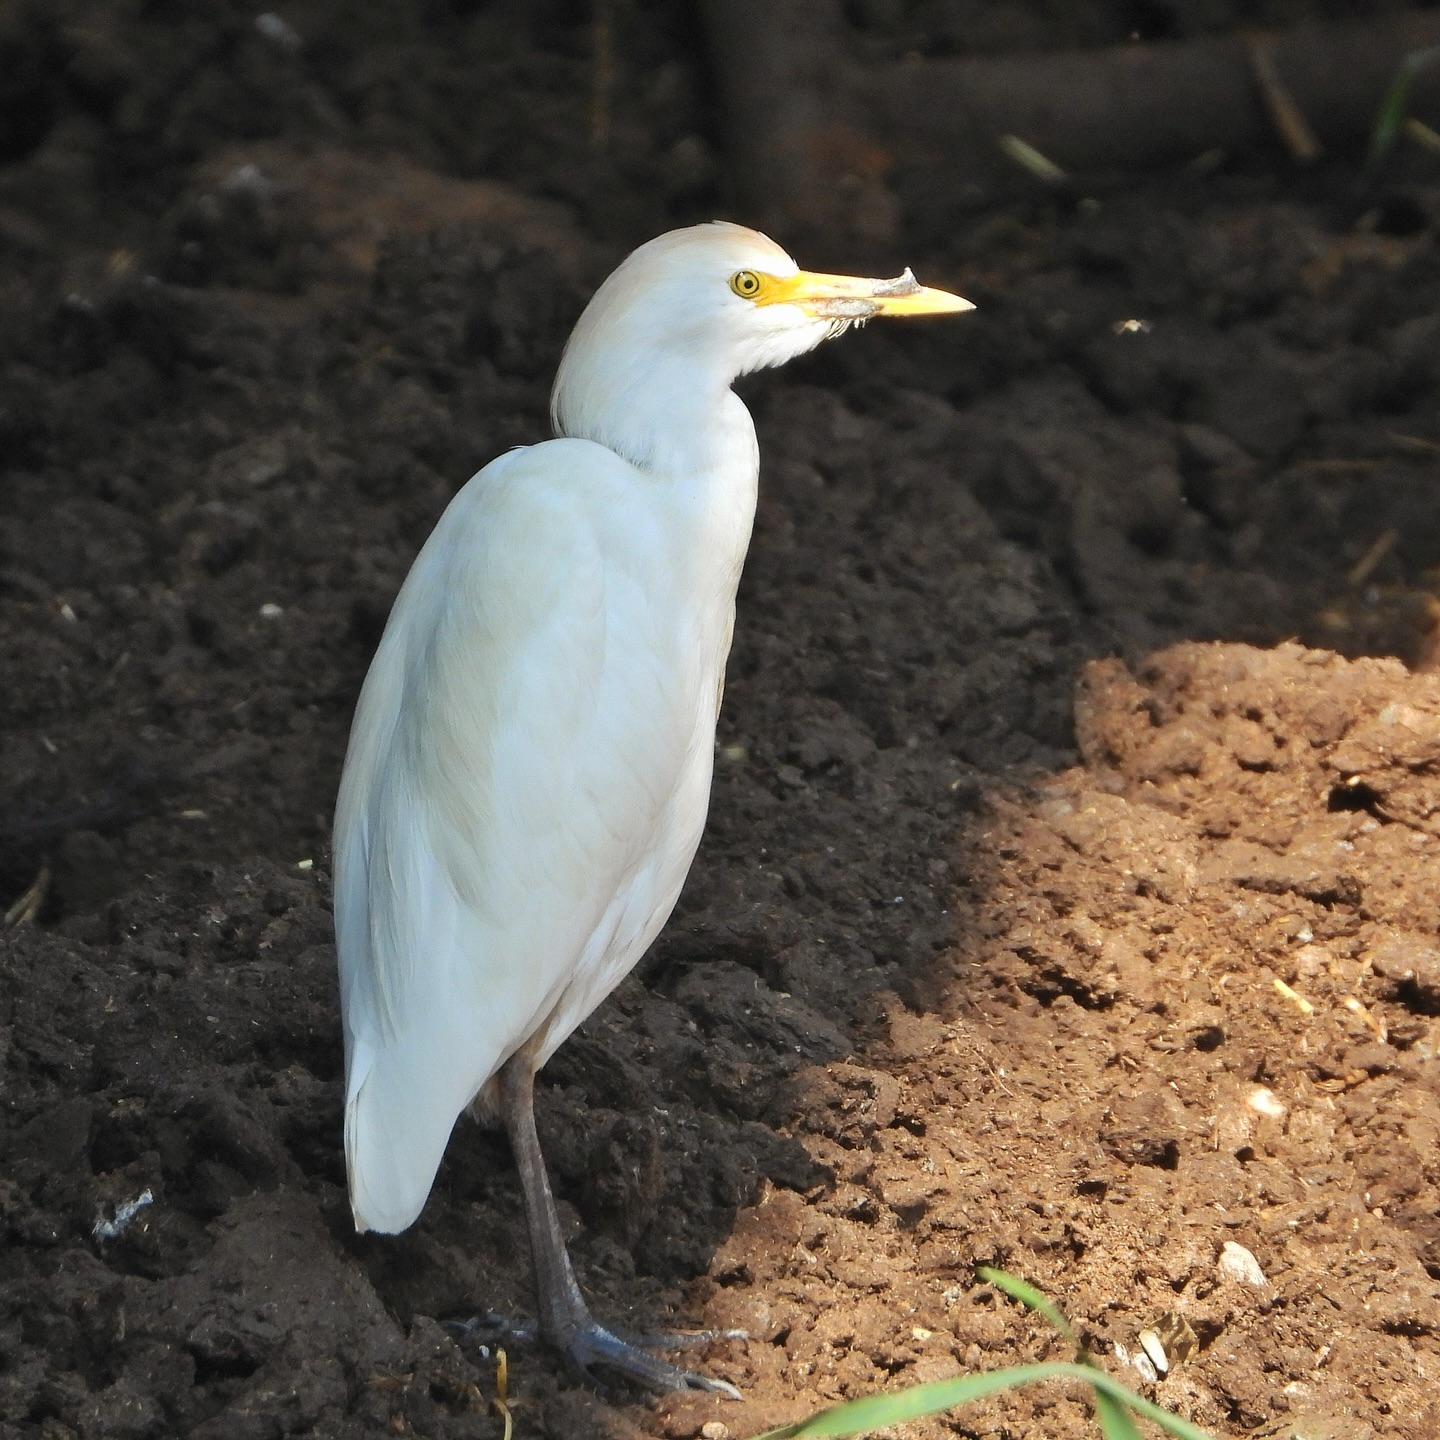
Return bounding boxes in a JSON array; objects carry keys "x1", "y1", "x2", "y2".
[{"x1": 333, "y1": 222, "x2": 970, "y2": 1388}]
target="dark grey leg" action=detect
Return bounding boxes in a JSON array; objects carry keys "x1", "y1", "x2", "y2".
[{"x1": 497, "y1": 1053, "x2": 743, "y2": 1397}]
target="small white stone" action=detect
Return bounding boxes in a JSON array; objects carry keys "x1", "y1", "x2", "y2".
[
  {"x1": 1138, "y1": 1329, "x2": 1169, "y2": 1375},
  {"x1": 1247, "y1": 1085, "x2": 1286, "y2": 1119},
  {"x1": 701, "y1": 1424, "x2": 730, "y2": 1440},
  {"x1": 296, "y1": 858, "x2": 313, "y2": 871},
  {"x1": 260, "y1": 603, "x2": 284, "y2": 619},
  {"x1": 1218, "y1": 1240, "x2": 1268, "y2": 1287},
  {"x1": 1132, "y1": 1351, "x2": 1159, "y2": 1384},
  {"x1": 255, "y1": 12, "x2": 302, "y2": 49}
]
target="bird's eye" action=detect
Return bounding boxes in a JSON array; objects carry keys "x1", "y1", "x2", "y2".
[{"x1": 729, "y1": 270, "x2": 763, "y2": 299}]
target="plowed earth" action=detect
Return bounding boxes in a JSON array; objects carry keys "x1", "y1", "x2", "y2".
[{"x1": 3, "y1": 4, "x2": 1440, "y2": 1439}]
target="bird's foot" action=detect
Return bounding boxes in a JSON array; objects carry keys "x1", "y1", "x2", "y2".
[
  {"x1": 557, "y1": 1316, "x2": 744, "y2": 1399},
  {"x1": 496, "y1": 1058, "x2": 743, "y2": 1397}
]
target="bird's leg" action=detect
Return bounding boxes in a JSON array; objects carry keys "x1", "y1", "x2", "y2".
[{"x1": 497, "y1": 1054, "x2": 742, "y2": 1398}]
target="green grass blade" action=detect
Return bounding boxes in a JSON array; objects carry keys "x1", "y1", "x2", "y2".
[
  {"x1": 1093, "y1": 1385, "x2": 1145, "y2": 1440},
  {"x1": 975, "y1": 1266, "x2": 1078, "y2": 1348},
  {"x1": 748, "y1": 1363, "x2": 1088, "y2": 1438},
  {"x1": 746, "y1": 1360, "x2": 1216, "y2": 1440},
  {"x1": 977, "y1": 1266, "x2": 1141, "y2": 1437},
  {"x1": 1369, "y1": 46, "x2": 1440, "y2": 170}
]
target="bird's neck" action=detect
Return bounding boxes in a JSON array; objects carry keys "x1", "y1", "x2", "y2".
[
  {"x1": 674, "y1": 387, "x2": 760, "y2": 588},
  {"x1": 551, "y1": 335, "x2": 756, "y2": 481},
  {"x1": 551, "y1": 341, "x2": 762, "y2": 610}
]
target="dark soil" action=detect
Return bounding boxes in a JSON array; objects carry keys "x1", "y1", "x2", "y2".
[{"x1": 3, "y1": 3, "x2": 1440, "y2": 1438}]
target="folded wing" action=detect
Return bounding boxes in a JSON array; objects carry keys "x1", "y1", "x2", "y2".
[{"x1": 335, "y1": 440, "x2": 702, "y2": 1233}]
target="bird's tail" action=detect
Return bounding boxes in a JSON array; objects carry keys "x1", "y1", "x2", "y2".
[{"x1": 344, "y1": 1041, "x2": 473, "y2": 1234}]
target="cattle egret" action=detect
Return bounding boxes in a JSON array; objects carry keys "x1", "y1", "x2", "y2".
[{"x1": 334, "y1": 222, "x2": 972, "y2": 1392}]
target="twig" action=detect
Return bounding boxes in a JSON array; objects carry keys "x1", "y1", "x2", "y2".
[
  {"x1": 1406, "y1": 116, "x2": 1440, "y2": 152},
  {"x1": 1273, "y1": 977, "x2": 1314, "y2": 1016},
  {"x1": 1388, "y1": 431, "x2": 1440, "y2": 454},
  {"x1": 1343, "y1": 995, "x2": 1388, "y2": 1044},
  {"x1": 1346, "y1": 528, "x2": 1398, "y2": 586},
  {"x1": 4, "y1": 863, "x2": 51, "y2": 926},
  {"x1": 1247, "y1": 38, "x2": 1322, "y2": 161},
  {"x1": 1300, "y1": 458, "x2": 1381, "y2": 473},
  {"x1": 997, "y1": 134, "x2": 1067, "y2": 184}
]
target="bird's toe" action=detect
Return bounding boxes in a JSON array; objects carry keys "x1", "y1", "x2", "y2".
[
  {"x1": 565, "y1": 1319, "x2": 743, "y2": 1398},
  {"x1": 610, "y1": 1324, "x2": 748, "y2": 1353},
  {"x1": 442, "y1": 1311, "x2": 538, "y2": 1347}
]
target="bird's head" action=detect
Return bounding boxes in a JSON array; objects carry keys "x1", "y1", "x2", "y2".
[{"x1": 552, "y1": 222, "x2": 972, "y2": 471}]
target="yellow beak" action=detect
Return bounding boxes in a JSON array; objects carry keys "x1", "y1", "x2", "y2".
[{"x1": 759, "y1": 268, "x2": 974, "y2": 321}]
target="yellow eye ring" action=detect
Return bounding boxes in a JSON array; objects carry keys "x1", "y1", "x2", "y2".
[{"x1": 729, "y1": 269, "x2": 762, "y2": 299}]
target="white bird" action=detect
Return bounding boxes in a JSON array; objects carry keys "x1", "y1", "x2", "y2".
[{"x1": 333, "y1": 221, "x2": 971, "y2": 1392}]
